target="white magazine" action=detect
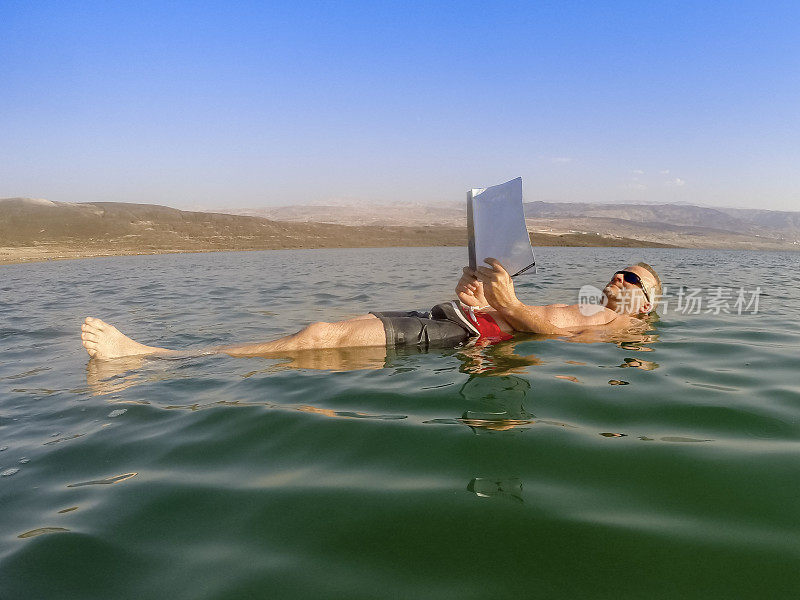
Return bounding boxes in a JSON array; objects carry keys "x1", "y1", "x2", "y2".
[{"x1": 467, "y1": 177, "x2": 536, "y2": 277}]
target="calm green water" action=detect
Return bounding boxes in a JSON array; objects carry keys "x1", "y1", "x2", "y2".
[{"x1": 1, "y1": 246, "x2": 798, "y2": 599}]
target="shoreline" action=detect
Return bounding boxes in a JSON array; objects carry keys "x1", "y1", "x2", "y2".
[
  {"x1": 0, "y1": 234, "x2": 679, "y2": 266},
  {"x1": 7, "y1": 232, "x2": 797, "y2": 267}
]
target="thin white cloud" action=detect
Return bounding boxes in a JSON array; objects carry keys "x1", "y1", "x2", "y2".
[
  {"x1": 632, "y1": 169, "x2": 644, "y2": 175},
  {"x1": 550, "y1": 156, "x2": 572, "y2": 164},
  {"x1": 624, "y1": 182, "x2": 647, "y2": 191},
  {"x1": 660, "y1": 169, "x2": 670, "y2": 175},
  {"x1": 665, "y1": 177, "x2": 686, "y2": 187}
]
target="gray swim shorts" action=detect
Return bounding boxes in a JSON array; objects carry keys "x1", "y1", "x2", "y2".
[{"x1": 370, "y1": 302, "x2": 475, "y2": 347}]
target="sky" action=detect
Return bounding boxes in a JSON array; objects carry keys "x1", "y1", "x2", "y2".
[{"x1": 2, "y1": 0, "x2": 799, "y2": 210}]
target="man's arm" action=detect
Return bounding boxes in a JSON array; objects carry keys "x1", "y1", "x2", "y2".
[
  {"x1": 469, "y1": 258, "x2": 563, "y2": 333},
  {"x1": 472, "y1": 258, "x2": 617, "y2": 335},
  {"x1": 493, "y1": 303, "x2": 571, "y2": 335}
]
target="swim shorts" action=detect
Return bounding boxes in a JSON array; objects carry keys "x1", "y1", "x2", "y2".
[{"x1": 370, "y1": 302, "x2": 475, "y2": 347}]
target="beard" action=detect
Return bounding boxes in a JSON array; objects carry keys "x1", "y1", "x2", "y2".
[
  {"x1": 604, "y1": 285, "x2": 648, "y2": 314},
  {"x1": 603, "y1": 285, "x2": 621, "y2": 309}
]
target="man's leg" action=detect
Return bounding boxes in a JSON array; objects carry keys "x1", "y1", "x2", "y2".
[
  {"x1": 220, "y1": 315, "x2": 386, "y2": 357},
  {"x1": 81, "y1": 315, "x2": 386, "y2": 360}
]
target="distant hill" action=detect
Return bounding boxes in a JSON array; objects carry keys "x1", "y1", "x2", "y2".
[
  {"x1": 524, "y1": 201, "x2": 747, "y2": 230},
  {"x1": 0, "y1": 197, "x2": 677, "y2": 265},
  {"x1": 215, "y1": 202, "x2": 465, "y2": 228},
  {"x1": 522, "y1": 201, "x2": 800, "y2": 249},
  {"x1": 0, "y1": 198, "x2": 465, "y2": 261},
  {"x1": 523, "y1": 201, "x2": 800, "y2": 238},
  {"x1": 210, "y1": 200, "x2": 800, "y2": 250},
  {"x1": 718, "y1": 207, "x2": 800, "y2": 234}
]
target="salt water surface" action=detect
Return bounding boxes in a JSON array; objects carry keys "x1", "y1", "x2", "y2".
[{"x1": 1, "y1": 246, "x2": 798, "y2": 599}]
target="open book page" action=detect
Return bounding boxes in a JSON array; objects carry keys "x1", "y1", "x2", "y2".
[{"x1": 468, "y1": 177, "x2": 536, "y2": 277}]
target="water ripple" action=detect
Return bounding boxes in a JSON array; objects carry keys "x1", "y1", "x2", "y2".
[{"x1": 2, "y1": 247, "x2": 799, "y2": 598}]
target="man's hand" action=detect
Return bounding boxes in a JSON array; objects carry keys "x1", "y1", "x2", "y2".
[
  {"x1": 474, "y1": 258, "x2": 523, "y2": 311},
  {"x1": 455, "y1": 267, "x2": 488, "y2": 307}
]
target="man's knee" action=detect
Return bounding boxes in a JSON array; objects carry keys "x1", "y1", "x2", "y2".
[
  {"x1": 298, "y1": 321, "x2": 337, "y2": 347},
  {"x1": 296, "y1": 318, "x2": 386, "y2": 349}
]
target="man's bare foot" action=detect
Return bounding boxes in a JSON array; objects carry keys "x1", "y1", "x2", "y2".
[{"x1": 81, "y1": 317, "x2": 171, "y2": 359}]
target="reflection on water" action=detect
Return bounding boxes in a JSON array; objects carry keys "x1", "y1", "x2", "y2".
[
  {"x1": 82, "y1": 332, "x2": 666, "y2": 443},
  {"x1": 467, "y1": 477, "x2": 524, "y2": 503},
  {"x1": 85, "y1": 356, "x2": 146, "y2": 395},
  {"x1": 456, "y1": 340, "x2": 542, "y2": 375},
  {"x1": 295, "y1": 405, "x2": 407, "y2": 421},
  {"x1": 455, "y1": 372, "x2": 534, "y2": 502},
  {"x1": 261, "y1": 345, "x2": 389, "y2": 372},
  {"x1": 617, "y1": 357, "x2": 659, "y2": 370},
  {"x1": 457, "y1": 371, "x2": 534, "y2": 430},
  {"x1": 17, "y1": 527, "x2": 71, "y2": 539},
  {"x1": 66, "y1": 472, "x2": 138, "y2": 487}
]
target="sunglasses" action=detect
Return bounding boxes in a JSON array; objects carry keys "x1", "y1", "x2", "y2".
[{"x1": 614, "y1": 271, "x2": 651, "y2": 303}]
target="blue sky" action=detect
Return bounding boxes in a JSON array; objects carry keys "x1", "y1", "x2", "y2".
[{"x1": 2, "y1": 1, "x2": 799, "y2": 210}]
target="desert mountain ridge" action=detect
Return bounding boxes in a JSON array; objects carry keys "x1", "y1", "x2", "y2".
[
  {"x1": 1, "y1": 196, "x2": 796, "y2": 265},
  {"x1": 0, "y1": 197, "x2": 470, "y2": 264},
  {"x1": 0, "y1": 196, "x2": 465, "y2": 246},
  {"x1": 204, "y1": 198, "x2": 800, "y2": 249}
]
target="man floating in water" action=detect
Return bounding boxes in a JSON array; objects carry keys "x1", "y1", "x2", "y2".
[{"x1": 80, "y1": 259, "x2": 662, "y2": 360}]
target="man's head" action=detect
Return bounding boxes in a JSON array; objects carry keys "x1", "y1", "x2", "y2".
[{"x1": 603, "y1": 262, "x2": 662, "y2": 314}]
